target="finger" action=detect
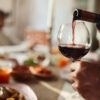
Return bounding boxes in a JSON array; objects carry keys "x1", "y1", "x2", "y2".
[
  {"x1": 70, "y1": 61, "x2": 81, "y2": 73},
  {"x1": 72, "y1": 80, "x2": 79, "y2": 90},
  {"x1": 69, "y1": 62, "x2": 81, "y2": 84},
  {"x1": 68, "y1": 71, "x2": 78, "y2": 84}
]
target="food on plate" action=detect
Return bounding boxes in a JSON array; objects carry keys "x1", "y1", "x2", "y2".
[
  {"x1": 37, "y1": 55, "x2": 45, "y2": 62},
  {"x1": 56, "y1": 56, "x2": 70, "y2": 68},
  {"x1": 0, "y1": 86, "x2": 25, "y2": 100},
  {"x1": 29, "y1": 65, "x2": 53, "y2": 78},
  {"x1": 12, "y1": 65, "x2": 30, "y2": 73},
  {"x1": 11, "y1": 65, "x2": 32, "y2": 81},
  {"x1": 24, "y1": 54, "x2": 46, "y2": 66},
  {"x1": 24, "y1": 58, "x2": 38, "y2": 66},
  {"x1": 0, "y1": 67, "x2": 12, "y2": 83}
]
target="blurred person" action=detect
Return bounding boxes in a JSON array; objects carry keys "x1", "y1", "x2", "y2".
[
  {"x1": 0, "y1": 29, "x2": 49, "y2": 53},
  {"x1": 0, "y1": 0, "x2": 50, "y2": 53},
  {"x1": 70, "y1": 61, "x2": 100, "y2": 100},
  {"x1": 0, "y1": 9, "x2": 29, "y2": 52},
  {"x1": 0, "y1": 10, "x2": 13, "y2": 45}
]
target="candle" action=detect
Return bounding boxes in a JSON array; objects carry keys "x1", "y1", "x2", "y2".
[{"x1": 47, "y1": 0, "x2": 55, "y2": 32}]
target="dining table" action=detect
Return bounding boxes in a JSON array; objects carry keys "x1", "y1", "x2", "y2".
[
  {"x1": 11, "y1": 66, "x2": 75, "y2": 100},
  {"x1": 0, "y1": 50, "x2": 99, "y2": 100}
]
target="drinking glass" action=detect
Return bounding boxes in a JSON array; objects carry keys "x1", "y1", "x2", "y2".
[{"x1": 57, "y1": 21, "x2": 91, "y2": 79}]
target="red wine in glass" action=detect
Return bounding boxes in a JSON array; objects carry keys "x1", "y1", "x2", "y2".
[
  {"x1": 62, "y1": 17, "x2": 90, "y2": 61},
  {"x1": 59, "y1": 44, "x2": 90, "y2": 61},
  {"x1": 58, "y1": 21, "x2": 91, "y2": 61}
]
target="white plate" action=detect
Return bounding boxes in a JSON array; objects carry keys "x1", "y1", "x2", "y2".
[{"x1": 0, "y1": 83, "x2": 37, "y2": 100}]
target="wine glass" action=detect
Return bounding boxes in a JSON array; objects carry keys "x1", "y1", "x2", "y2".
[
  {"x1": 58, "y1": 21, "x2": 91, "y2": 61},
  {"x1": 57, "y1": 21, "x2": 91, "y2": 80}
]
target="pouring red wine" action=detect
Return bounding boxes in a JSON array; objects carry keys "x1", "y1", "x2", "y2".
[
  {"x1": 70, "y1": 9, "x2": 100, "y2": 100},
  {"x1": 73, "y1": 9, "x2": 100, "y2": 51},
  {"x1": 58, "y1": 18, "x2": 91, "y2": 61}
]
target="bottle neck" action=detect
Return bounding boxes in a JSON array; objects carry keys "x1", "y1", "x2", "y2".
[{"x1": 73, "y1": 9, "x2": 100, "y2": 23}]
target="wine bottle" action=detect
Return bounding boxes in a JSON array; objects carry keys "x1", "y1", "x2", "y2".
[{"x1": 73, "y1": 9, "x2": 100, "y2": 29}]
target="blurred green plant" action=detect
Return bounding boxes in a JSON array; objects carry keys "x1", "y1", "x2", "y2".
[{"x1": 24, "y1": 58, "x2": 38, "y2": 66}]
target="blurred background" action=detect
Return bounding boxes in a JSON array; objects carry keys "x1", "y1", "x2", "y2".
[
  {"x1": 0, "y1": 0, "x2": 100, "y2": 53},
  {"x1": 0, "y1": 1, "x2": 99, "y2": 99}
]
